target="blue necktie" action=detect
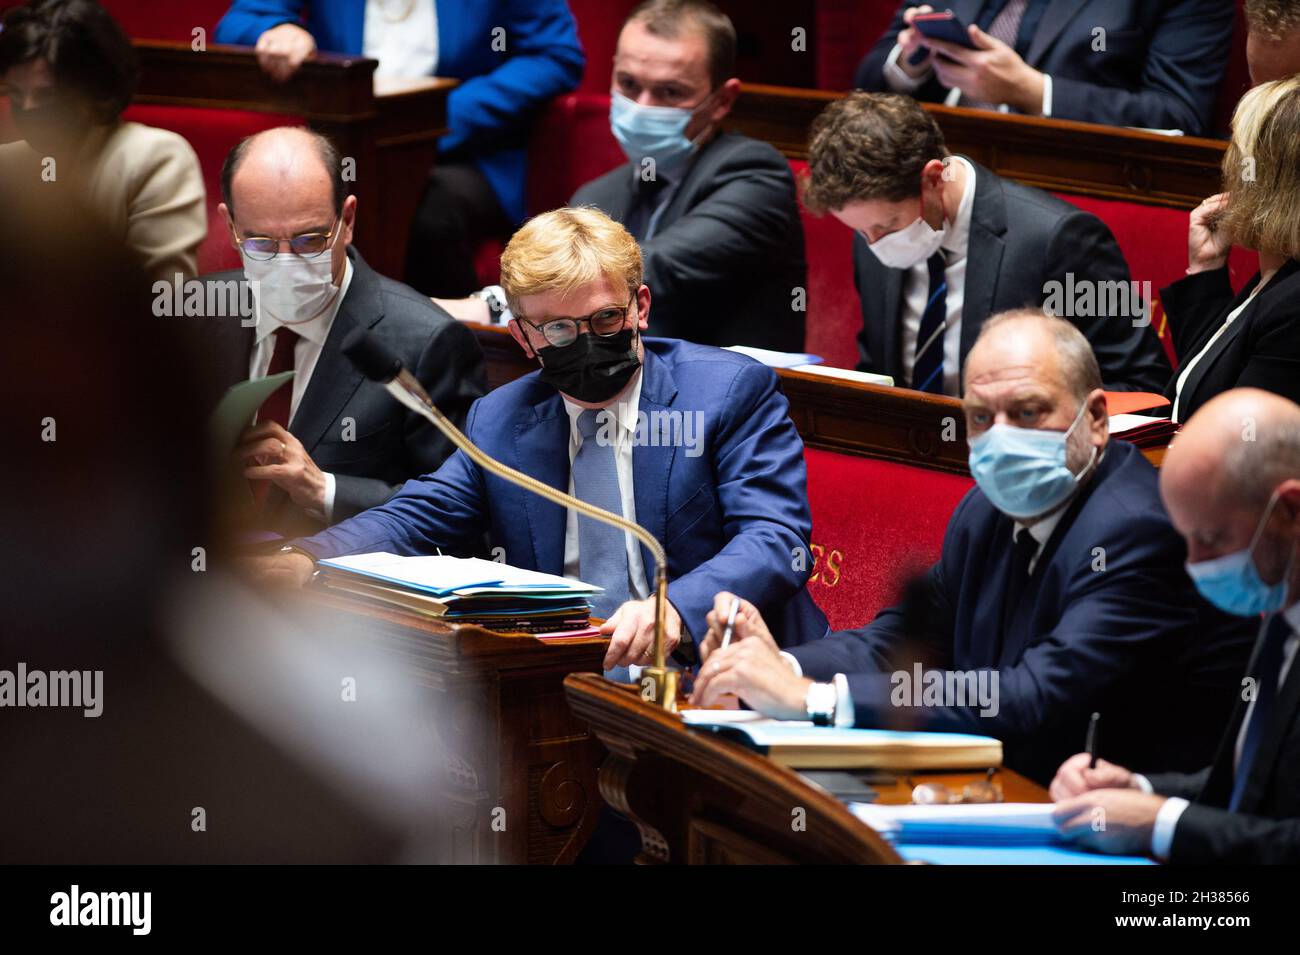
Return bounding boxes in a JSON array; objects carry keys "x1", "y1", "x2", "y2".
[
  {"x1": 1230, "y1": 612, "x2": 1294, "y2": 811},
  {"x1": 572, "y1": 409, "x2": 633, "y2": 681},
  {"x1": 912, "y1": 251, "x2": 948, "y2": 394}
]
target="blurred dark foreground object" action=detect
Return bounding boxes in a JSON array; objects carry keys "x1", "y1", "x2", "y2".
[{"x1": 0, "y1": 183, "x2": 452, "y2": 863}]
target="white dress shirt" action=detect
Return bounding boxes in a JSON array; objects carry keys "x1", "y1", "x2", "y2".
[
  {"x1": 897, "y1": 155, "x2": 976, "y2": 397},
  {"x1": 560, "y1": 371, "x2": 651, "y2": 603},
  {"x1": 363, "y1": 0, "x2": 439, "y2": 79},
  {"x1": 1143, "y1": 600, "x2": 1300, "y2": 859},
  {"x1": 1170, "y1": 269, "x2": 1278, "y2": 424},
  {"x1": 248, "y1": 258, "x2": 354, "y2": 523},
  {"x1": 882, "y1": 42, "x2": 1054, "y2": 116}
]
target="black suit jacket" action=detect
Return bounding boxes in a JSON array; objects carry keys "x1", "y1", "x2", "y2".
[
  {"x1": 1146, "y1": 615, "x2": 1300, "y2": 864},
  {"x1": 853, "y1": 160, "x2": 1170, "y2": 393},
  {"x1": 788, "y1": 440, "x2": 1255, "y2": 785},
  {"x1": 855, "y1": 0, "x2": 1233, "y2": 135},
  {"x1": 1160, "y1": 260, "x2": 1300, "y2": 422},
  {"x1": 199, "y1": 247, "x2": 488, "y2": 535},
  {"x1": 571, "y1": 131, "x2": 807, "y2": 352}
]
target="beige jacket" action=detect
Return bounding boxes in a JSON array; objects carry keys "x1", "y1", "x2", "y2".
[{"x1": 0, "y1": 120, "x2": 206, "y2": 281}]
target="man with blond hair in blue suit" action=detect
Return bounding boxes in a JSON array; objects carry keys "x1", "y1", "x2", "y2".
[{"x1": 255, "y1": 207, "x2": 829, "y2": 679}]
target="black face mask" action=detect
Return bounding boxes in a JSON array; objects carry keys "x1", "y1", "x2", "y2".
[{"x1": 536, "y1": 328, "x2": 641, "y2": 404}]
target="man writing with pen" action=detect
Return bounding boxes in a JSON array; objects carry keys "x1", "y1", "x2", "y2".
[{"x1": 692, "y1": 309, "x2": 1253, "y2": 785}]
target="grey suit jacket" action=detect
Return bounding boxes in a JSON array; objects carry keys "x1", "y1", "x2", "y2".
[
  {"x1": 198, "y1": 246, "x2": 488, "y2": 535},
  {"x1": 852, "y1": 159, "x2": 1171, "y2": 393}
]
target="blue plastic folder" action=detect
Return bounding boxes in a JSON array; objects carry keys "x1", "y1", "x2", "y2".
[{"x1": 896, "y1": 844, "x2": 1155, "y2": 866}]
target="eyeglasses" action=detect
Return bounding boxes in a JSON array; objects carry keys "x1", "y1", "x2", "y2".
[
  {"x1": 908, "y1": 770, "x2": 1002, "y2": 806},
  {"x1": 518, "y1": 295, "x2": 636, "y2": 348},
  {"x1": 232, "y1": 217, "x2": 341, "y2": 260}
]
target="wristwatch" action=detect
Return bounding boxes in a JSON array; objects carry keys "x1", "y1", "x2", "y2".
[
  {"x1": 474, "y1": 285, "x2": 509, "y2": 326},
  {"x1": 278, "y1": 543, "x2": 317, "y2": 564},
  {"x1": 805, "y1": 681, "x2": 837, "y2": 726}
]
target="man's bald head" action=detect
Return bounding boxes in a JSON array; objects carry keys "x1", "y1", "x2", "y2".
[
  {"x1": 1163, "y1": 389, "x2": 1300, "y2": 567},
  {"x1": 217, "y1": 126, "x2": 355, "y2": 286},
  {"x1": 220, "y1": 126, "x2": 347, "y2": 224}
]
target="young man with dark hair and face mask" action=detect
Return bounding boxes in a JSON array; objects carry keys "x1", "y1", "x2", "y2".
[
  {"x1": 692, "y1": 310, "x2": 1255, "y2": 786},
  {"x1": 802, "y1": 92, "x2": 1171, "y2": 396},
  {"x1": 254, "y1": 206, "x2": 829, "y2": 678}
]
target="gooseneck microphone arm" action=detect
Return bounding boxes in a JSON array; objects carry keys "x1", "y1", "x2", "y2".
[{"x1": 341, "y1": 328, "x2": 678, "y2": 709}]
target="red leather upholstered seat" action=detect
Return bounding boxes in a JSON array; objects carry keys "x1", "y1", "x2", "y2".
[{"x1": 803, "y1": 447, "x2": 973, "y2": 630}]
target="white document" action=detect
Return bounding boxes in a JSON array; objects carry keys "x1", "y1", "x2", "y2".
[
  {"x1": 724, "y1": 345, "x2": 824, "y2": 368},
  {"x1": 319, "y1": 553, "x2": 602, "y2": 596},
  {"x1": 850, "y1": 801, "x2": 1057, "y2": 839}
]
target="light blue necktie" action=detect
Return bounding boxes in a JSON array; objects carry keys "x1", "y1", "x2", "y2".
[{"x1": 573, "y1": 409, "x2": 633, "y2": 681}]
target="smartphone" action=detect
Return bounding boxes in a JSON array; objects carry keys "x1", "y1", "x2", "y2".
[{"x1": 908, "y1": 10, "x2": 977, "y2": 65}]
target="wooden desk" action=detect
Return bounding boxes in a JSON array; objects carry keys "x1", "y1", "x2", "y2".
[
  {"x1": 727, "y1": 83, "x2": 1226, "y2": 211},
  {"x1": 133, "y1": 41, "x2": 456, "y2": 279},
  {"x1": 564, "y1": 672, "x2": 1049, "y2": 864},
  {"x1": 304, "y1": 587, "x2": 607, "y2": 864}
]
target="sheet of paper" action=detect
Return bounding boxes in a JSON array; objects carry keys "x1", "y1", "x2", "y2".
[
  {"x1": 209, "y1": 371, "x2": 296, "y2": 464},
  {"x1": 724, "y1": 345, "x2": 825, "y2": 368},
  {"x1": 319, "y1": 553, "x2": 602, "y2": 597},
  {"x1": 789, "y1": 364, "x2": 893, "y2": 386}
]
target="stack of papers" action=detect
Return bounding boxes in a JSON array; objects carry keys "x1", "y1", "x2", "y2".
[
  {"x1": 723, "y1": 345, "x2": 824, "y2": 368},
  {"x1": 1110, "y1": 413, "x2": 1179, "y2": 449},
  {"x1": 850, "y1": 802, "x2": 1060, "y2": 846},
  {"x1": 316, "y1": 553, "x2": 602, "y2": 637},
  {"x1": 679, "y1": 710, "x2": 1002, "y2": 770}
]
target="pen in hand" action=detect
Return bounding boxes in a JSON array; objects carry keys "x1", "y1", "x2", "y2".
[
  {"x1": 1085, "y1": 711, "x2": 1101, "y2": 769},
  {"x1": 720, "y1": 596, "x2": 740, "y2": 651}
]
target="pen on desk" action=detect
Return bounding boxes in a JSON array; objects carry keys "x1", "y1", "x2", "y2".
[
  {"x1": 720, "y1": 596, "x2": 740, "y2": 650},
  {"x1": 1086, "y1": 711, "x2": 1101, "y2": 768}
]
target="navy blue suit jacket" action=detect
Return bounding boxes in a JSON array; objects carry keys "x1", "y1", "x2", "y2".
[
  {"x1": 214, "y1": 0, "x2": 584, "y2": 223},
  {"x1": 789, "y1": 440, "x2": 1254, "y2": 784},
  {"x1": 855, "y1": 0, "x2": 1233, "y2": 135},
  {"x1": 296, "y1": 338, "x2": 829, "y2": 646}
]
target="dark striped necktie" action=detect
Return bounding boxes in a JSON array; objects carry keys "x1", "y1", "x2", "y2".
[
  {"x1": 911, "y1": 251, "x2": 948, "y2": 394},
  {"x1": 963, "y1": 0, "x2": 1030, "y2": 110},
  {"x1": 1230, "y1": 612, "x2": 1294, "y2": 811}
]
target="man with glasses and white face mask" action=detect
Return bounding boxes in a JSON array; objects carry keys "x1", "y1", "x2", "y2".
[
  {"x1": 1050, "y1": 388, "x2": 1300, "y2": 863},
  {"x1": 801, "y1": 91, "x2": 1170, "y2": 395},
  {"x1": 200, "y1": 126, "x2": 486, "y2": 537},
  {"x1": 693, "y1": 310, "x2": 1253, "y2": 785}
]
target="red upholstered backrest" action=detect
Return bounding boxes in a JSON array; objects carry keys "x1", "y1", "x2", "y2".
[
  {"x1": 98, "y1": 0, "x2": 228, "y2": 42},
  {"x1": 804, "y1": 447, "x2": 973, "y2": 630},
  {"x1": 815, "y1": 0, "x2": 901, "y2": 90},
  {"x1": 527, "y1": 93, "x2": 623, "y2": 217},
  {"x1": 1055, "y1": 192, "x2": 1260, "y2": 365},
  {"x1": 122, "y1": 104, "x2": 301, "y2": 275},
  {"x1": 568, "y1": 0, "x2": 639, "y2": 93},
  {"x1": 790, "y1": 158, "x2": 859, "y2": 368}
]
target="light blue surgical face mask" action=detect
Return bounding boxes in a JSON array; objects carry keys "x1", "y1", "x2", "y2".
[
  {"x1": 1186, "y1": 490, "x2": 1296, "y2": 617},
  {"x1": 609, "y1": 89, "x2": 712, "y2": 175},
  {"x1": 968, "y1": 400, "x2": 1098, "y2": 521}
]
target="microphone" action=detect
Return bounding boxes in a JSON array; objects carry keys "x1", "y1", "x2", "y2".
[{"x1": 341, "y1": 328, "x2": 678, "y2": 710}]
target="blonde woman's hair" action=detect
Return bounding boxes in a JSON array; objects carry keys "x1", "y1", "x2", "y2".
[
  {"x1": 1222, "y1": 74, "x2": 1300, "y2": 258},
  {"x1": 499, "y1": 206, "x2": 643, "y2": 314}
]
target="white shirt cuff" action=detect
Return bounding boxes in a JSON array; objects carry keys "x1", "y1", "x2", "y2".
[
  {"x1": 1151, "y1": 796, "x2": 1189, "y2": 861},
  {"x1": 883, "y1": 43, "x2": 930, "y2": 92},
  {"x1": 1132, "y1": 774, "x2": 1154, "y2": 794},
  {"x1": 779, "y1": 650, "x2": 802, "y2": 677},
  {"x1": 832, "y1": 673, "x2": 854, "y2": 727},
  {"x1": 1040, "y1": 73, "x2": 1053, "y2": 117},
  {"x1": 321, "y1": 471, "x2": 337, "y2": 524}
]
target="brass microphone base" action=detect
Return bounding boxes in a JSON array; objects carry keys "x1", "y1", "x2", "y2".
[{"x1": 638, "y1": 667, "x2": 679, "y2": 712}]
